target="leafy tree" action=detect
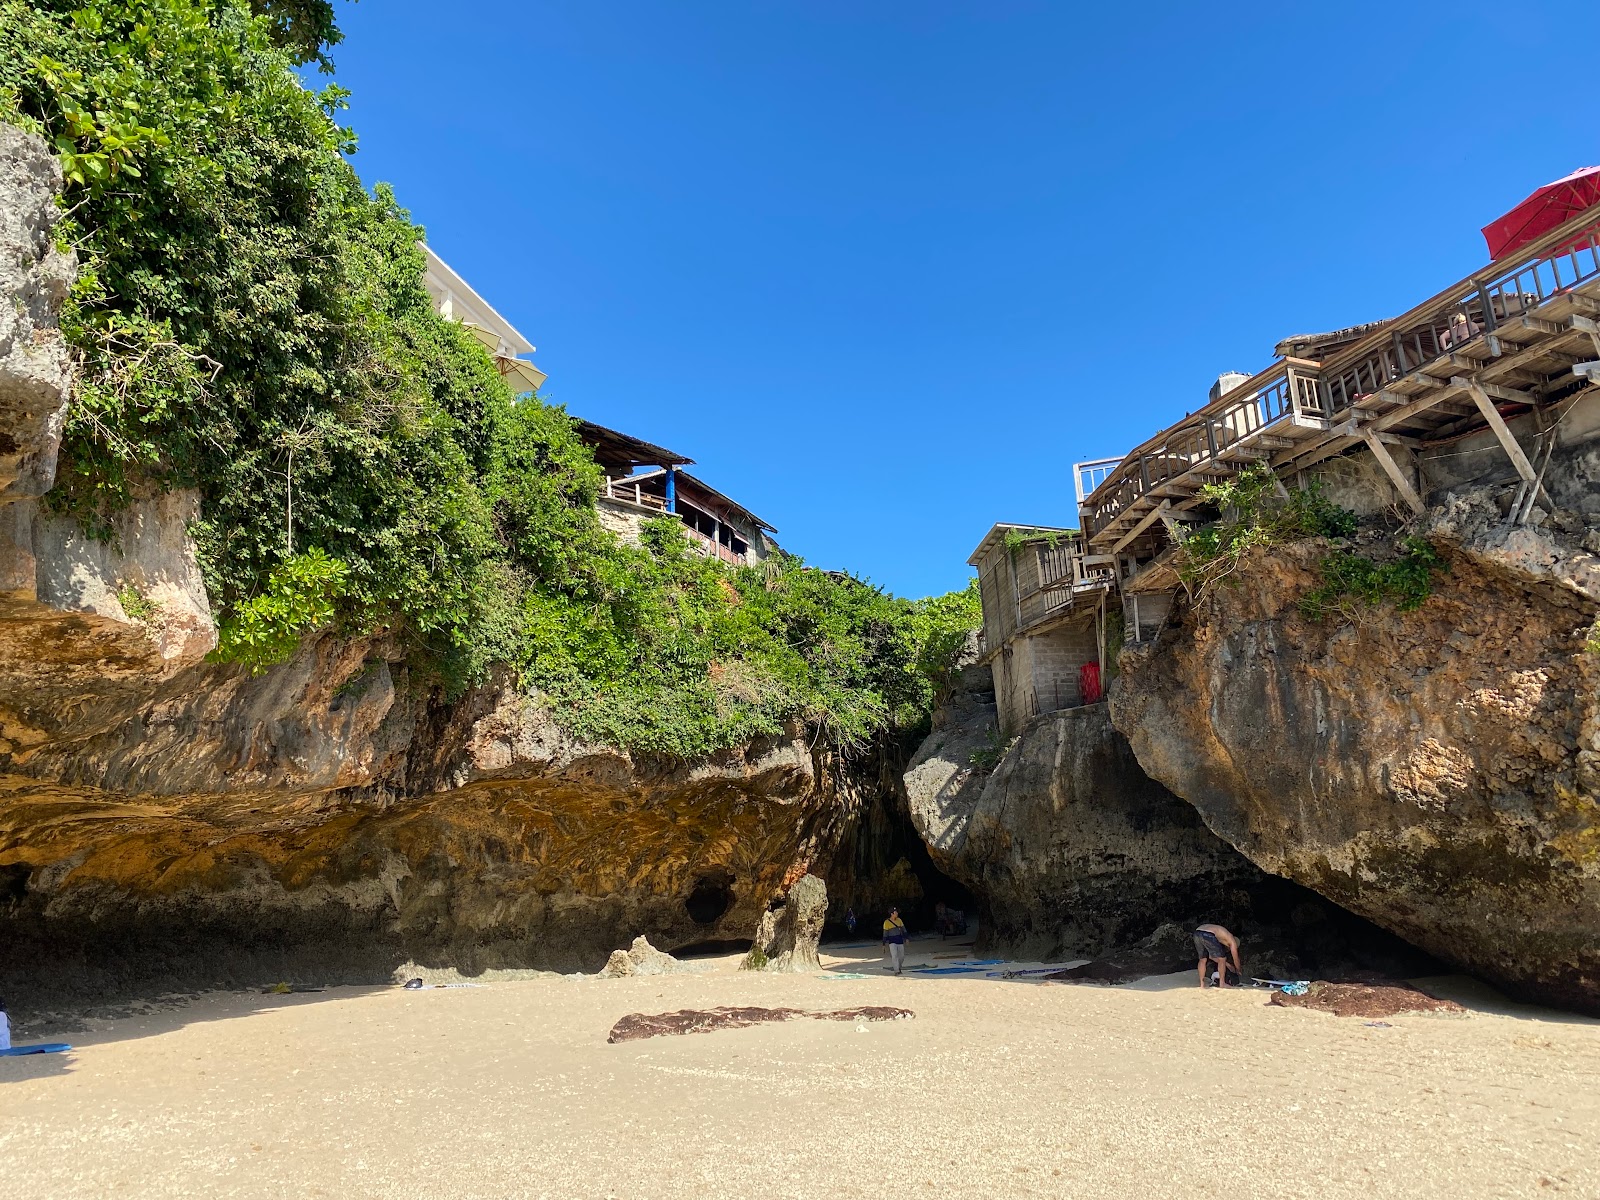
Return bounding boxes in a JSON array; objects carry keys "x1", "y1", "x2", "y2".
[{"x1": 0, "y1": 0, "x2": 981, "y2": 761}]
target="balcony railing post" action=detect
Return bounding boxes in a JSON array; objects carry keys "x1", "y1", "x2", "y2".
[
  {"x1": 1204, "y1": 419, "x2": 1217, "y2": 459},
  {"x1": 1477, "y1": 283, "x2": 1502, "y2": 357}
]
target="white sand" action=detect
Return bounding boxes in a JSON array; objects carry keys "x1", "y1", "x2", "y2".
[{"x1": 1, "y1": 938, "x2": 1597, "y2": 1199}]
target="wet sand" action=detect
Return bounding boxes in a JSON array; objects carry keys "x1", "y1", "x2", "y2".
[{"x1": 1, "y1": 938, "x2": 1596, "y2": 1198}]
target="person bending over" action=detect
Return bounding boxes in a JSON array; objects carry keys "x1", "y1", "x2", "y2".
[
  {"x1": 882, "y1": 907, "x2": 908, "y2": 975},
  {"x1": 1193, "y1": 923, "x2": 1241, "y2": 988}
]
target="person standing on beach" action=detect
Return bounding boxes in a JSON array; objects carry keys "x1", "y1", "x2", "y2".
[
  {"x1": 882, "y1": 907, "x2": 908, "y2": 975},
  {"x1": 0, "y1": 997, "x2": 10, "y2": 1050},
  {"x1": 1193, "y1": 924, "x2": 1242, "y2": 988},
  {"x1": 845, "y1": 907, "x2": 857, "y2": 936}
]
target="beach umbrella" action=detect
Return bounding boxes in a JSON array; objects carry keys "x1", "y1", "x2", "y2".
[{"x1": 1482, "y1": 166, "x2": 1600, "y2": 261}]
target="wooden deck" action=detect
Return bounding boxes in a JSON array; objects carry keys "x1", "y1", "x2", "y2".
[{"x1": 1082, "y1": 203, "x2": 1600, "y2": 553}]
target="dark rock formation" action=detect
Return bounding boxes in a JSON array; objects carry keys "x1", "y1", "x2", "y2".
[
  {"x1": 905, "y1": 680, "x2": 1267, "y2": 960},
  {"x1": 742, "y1": 872, "x2": 826, "y2": 972},
  {"x1": 1112, "y1": 478, "x2": 1600, "y2": 1013}
]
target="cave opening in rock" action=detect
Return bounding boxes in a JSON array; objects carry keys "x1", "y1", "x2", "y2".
[{"x1": 684, "y1": 869, "x2": 735, "y2": 925}]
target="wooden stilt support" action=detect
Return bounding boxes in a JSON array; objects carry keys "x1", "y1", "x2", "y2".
[
  {"x1": 1157, "y1": 505, "x2": 1186, "y2": 542},
  {"x1": 1111, "y1": 500, "x2": 1170, "y2": 554},
  {"x1": 1359, "y1": 428, "x2": 1426, "y2": 515},
  {"x1": 1462, "y1": 379, "x2": 1538, "y2": 482}
]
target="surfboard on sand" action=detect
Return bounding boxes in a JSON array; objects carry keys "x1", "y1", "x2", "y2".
[{"x1": 0, "y1": 1043, "x2": 71, "y2": 1057}]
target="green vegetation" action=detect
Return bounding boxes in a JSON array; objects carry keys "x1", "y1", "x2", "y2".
[
  {"x1": 1298, "y1": 537, "x2": 1446, "y2": 622},
  {"x1": 1003, "y1": 527, "x2": 1065, "y2": 555},
  {"x1": 967, "y1": 723, "x2": 1011, "y2": 771},
  {"x1": 1175, "y1": 465, "x2": 1444, "y2": 621},
  {"x1": 1177, "y1": 463, "x2": 1357, "y2": 598},
  {"x1": 114, "y1": 581, "x2": 158, "y2": 622},
  {"x1": 1, "y1": 0, "x2": 981, "y2": 759}
]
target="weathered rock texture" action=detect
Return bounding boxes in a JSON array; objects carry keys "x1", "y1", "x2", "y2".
[
  {"x1": 742, "y1": 872, "x2": 826, "y2": 972},
  {"x1": 599, "y1": 936, "x2": 696, "y2": 978},
  {"x1": 1112, "y1": 476, "x2": 1600, "y2": 1013},
  {"x1": 905, "y1": 677, "x2": 1267, "y2": 960},
  {"x1": 0, "y1": 124, "x2": 75, "y2": 510},
  {"x1": 0, "y1": 124, "x2": 857, "y2": 1016},
  {"x1": 0, "y1": 637, "x2": 847, "y2": 1008}
]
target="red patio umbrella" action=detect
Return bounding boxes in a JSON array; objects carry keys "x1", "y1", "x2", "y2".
[{"x1": 1482, "y1": 166, "x2": 1600, "y2": 261}]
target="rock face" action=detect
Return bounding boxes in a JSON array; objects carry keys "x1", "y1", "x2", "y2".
[
  {"x1": 743, "y1": 872, "x2": 827, "y2": 972},
  {"x1": 0, "y1": 126, "x2": 855, "y2": 1017},
  {"x1": 600, "y1": 936, "x2": 695, "y2": 978},
  {"x1": 0, "y1": 124, "x2": 75, "y2": 510},
  {"x1": 1112, "y1": 478, "x2": 1600, "y2": 1013},
  {"x1": 0, "y1": 637, "x2": 844, "y2": 1007},
  {"x1": 905, "y1": 676, "x2": 1266, "y2": 960}
]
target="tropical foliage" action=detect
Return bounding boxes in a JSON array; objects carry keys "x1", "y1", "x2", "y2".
[{"x1": 0, "y1": 0, "x2": 980, "y2": 758}]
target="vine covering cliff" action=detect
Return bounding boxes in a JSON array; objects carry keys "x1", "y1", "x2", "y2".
[{"x1": 0, "y1": 6, "x2": 982, "y2": 1014}]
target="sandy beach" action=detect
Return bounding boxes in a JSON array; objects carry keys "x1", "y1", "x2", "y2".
[{"x1": 1, "y1": 938, "x2": 1596, "y2": 1200}]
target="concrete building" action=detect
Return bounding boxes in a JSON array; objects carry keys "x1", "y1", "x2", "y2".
[
  {"x1": 422, "y1": 245, "x2": 547, "y2": 395},
  {"x1": 968, "y1": 523, "x2": 1119, "y2": 733}
]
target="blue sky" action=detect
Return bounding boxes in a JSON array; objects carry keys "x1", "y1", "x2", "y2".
[{"x1": 328, "y1": 0, "x2": 1598, "y2": 599}]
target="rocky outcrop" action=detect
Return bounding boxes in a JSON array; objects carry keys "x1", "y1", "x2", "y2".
[
  {"x1": 0, "y1": 634, "x2": 845, "y2": 1008},
  {"x1": 905, "y1": 677, "x2": 1267, "y2": 960},
  {"x1": 742, "y1": 872, "x2": 826, "y2": 972},
  {"x1": 1112, "y1": 478, "x2": 1600, "y2": 1012},
  {"x1": 600, "y1": 936, "x2": 697, "y2": 978},
  {"x1": 0, "y1": 124, "x2": 75, "y2": 511}
]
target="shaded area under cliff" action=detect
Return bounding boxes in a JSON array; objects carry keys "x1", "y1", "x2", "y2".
[
  {"x1": 904, "y1": 679, "x2": 1439, "y2": 981},
  {"x1": 1111, "y1": 474, "x2": 1600, "y2": 1014}
]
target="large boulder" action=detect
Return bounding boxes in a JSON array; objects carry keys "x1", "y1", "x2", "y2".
[
  {"x1": 1112, "y1": 477, "x2": 1600, "y2": 1013},
  {"x1": 742, "y1": 873, "x2": 827, "y2": 972},
  {"x1": 905, "y1": 693, "x2": 1265, "y2": 960}
]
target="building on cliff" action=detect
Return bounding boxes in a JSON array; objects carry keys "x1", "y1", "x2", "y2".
[
  {"x1": 968, "y1": 522, "x2": 1120, "y2": 732},
  {"x1": 422, "y1": 248, "x2": 778, "y2": 567},
  {"x1": 576, "y1": 421, "x2": 778, "y2": 565},
  {"x1": 422, "y1": 245, "x2": 548, "y2": 394},
  {"x1": 971, "y1": 178, "x2": 1600, "y2": 728}
]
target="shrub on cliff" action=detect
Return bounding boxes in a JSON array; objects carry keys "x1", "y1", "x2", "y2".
[{"x1": 0, "y1": 0, "x2": 978, "y2": 759}]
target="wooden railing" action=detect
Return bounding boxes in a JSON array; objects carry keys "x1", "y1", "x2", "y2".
[
  {"x1": 1085, "y1": 357, "x2": 1321, "y2": 536},
  {"x1": 602, "y1": 477, "x2": 668, "y2": 510},
  {"x1": 685, "y1": 525, "x2": 747, "y2": 565},
  {"x1": 1081, "y1": 202, "x2": 1600, "y2": 543}
]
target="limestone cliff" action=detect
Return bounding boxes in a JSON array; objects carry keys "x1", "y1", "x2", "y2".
[
  {"x1": 904, "y1": 665, "x2": 1268, "y2": 959},
  {"x1": 0, "y1": 125, "x2": 847, "y2": 1013},
  {"x1": 1112, "y1": 478, "x2": 1600, "y2": 1012}
]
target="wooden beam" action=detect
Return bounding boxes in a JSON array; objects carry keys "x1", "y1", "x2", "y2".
[
  {"x1": 1570, "y1": 314, "x2": 1600, "y2": 359},
  {"x1": 1372, "y1": 382, "x2": 1464, "y2": 433},
  {"x1": 1360, "y1": 428, "x2": 1426, "y2": 514},
  {"x1": 1374, "y1": 431, "x2": 1425, "y2": 450},
  {"x1": 1111, "y1": 500, "x2": 1170, "y2": 554},
  {"x1": 1462, "y1": 379, "x2": 1538, "y2": 482},
  {"x1": 1158, "y1": 505, "x2": 1187, "y2": 542}
]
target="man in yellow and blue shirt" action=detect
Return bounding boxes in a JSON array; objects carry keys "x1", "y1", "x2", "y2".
[{"x1": 882, "y1": 907, "x2": 908, "y2": 975}]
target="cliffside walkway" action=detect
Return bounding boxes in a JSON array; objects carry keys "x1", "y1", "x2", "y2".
[{"x1": 1080, "y1": 201, "x2": 1600, "y2": 555}]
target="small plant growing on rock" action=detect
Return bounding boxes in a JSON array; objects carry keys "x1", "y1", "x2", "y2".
[
  {"x1": 967, "y1": 724, "x2": 1011, "y2": 771},
  {"x1": 114, "y1": 582, "x2": 158, "y2": 623},
  {"x1": 1178, "y1": 464, "x2": 1357, "y2": 600},
  {"x1": 1298, "y1": 537, "x2": 1446, "y2": 622}
]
